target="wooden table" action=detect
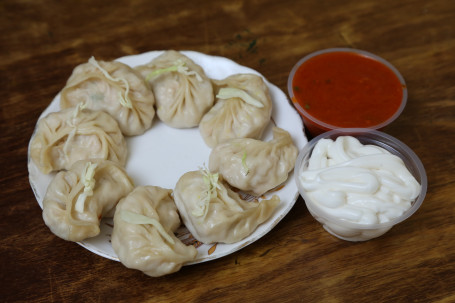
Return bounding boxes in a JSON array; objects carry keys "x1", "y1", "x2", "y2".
[{"x1": 2, "y1": 0, "x2": 455, "y2": 302}]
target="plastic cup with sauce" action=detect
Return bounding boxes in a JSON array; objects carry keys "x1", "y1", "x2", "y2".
[
  {"x1": 294, "y1": 128, "x2": 427, "y2": 241},
  {"x1": 287, "y1": 48, "x2": 407, "y2": 137}
]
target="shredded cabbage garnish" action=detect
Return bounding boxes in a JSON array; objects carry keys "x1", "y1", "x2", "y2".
[
  {"x1": 88, "y1": 56, "x2": 133, "y2": 109},
  {"x1": 64, "y1": 103, "x2": 87, "y2": 157},
  {"x1": 241, "y1": 150, "x2": 249, "y2": 176},
  {"x1": 63, "y1": 128, "x2": 77, "y2": 157},
  {"x1": 119, "y1": 210, "x2": 175, "y2": 245},
  {"x1": 145, "y1": 59, "x2": 203, "y2": 82},
  {"x1": 192, "y1": 167, "x2": 221, "y2": 217},
  {"x1": 216, "y1": 87, "x2": 264, "y2": 108},
  {"x1": 72, "y1": 102, "x2": 87, "y2": 119},
  {"x1": 74, "y1": 162, "x2": 98, "y2": 213}
]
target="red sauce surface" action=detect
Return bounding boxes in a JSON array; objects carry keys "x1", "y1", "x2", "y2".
[{"x1": 292, "y1": 51, "x2": 404, "y2": 128}]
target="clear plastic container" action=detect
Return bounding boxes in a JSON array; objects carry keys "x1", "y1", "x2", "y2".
[
  {"x1": 294, "y1": 128, "x2": 427, "y2": 241},
  {"x1": 288, "y1": 48, "x2": 407, "y2": 137}
]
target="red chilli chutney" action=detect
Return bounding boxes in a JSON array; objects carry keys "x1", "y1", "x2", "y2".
[{"x1": 291, "y1": 51, "x2": 404, "y2": 130}]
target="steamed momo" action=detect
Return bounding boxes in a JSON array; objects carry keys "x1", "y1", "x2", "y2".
[
  {"x1": 135, "y1": 50, "x2": 214, "y2": 128},
  {"x1": 42, "y1": 159, "x2": 134, "y2": 242},
  {"x1": 209, "y1": 127, "x2": 298, "y2": 196},
  {"x1": 173, "y1": 169, "x2": 280, "y2": 244},
  {"x1": 60, "y1": 57, "x2": 155, "y2": 136},
  {"x1": 199, "y1": 73, "x2": 273, "y2": 147},
  {"x1": 112, "y1": 186, "x2": 197, "y2": 277},
  {"x1": 30, "y1": 106, "x2": 127, "y2": 174}
]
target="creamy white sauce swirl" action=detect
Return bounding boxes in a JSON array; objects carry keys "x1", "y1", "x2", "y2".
[{"x1": 300, "y1": 136, "x2": 421, "y2": 224}]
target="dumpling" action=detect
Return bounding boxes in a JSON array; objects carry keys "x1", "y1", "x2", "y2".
[
  {"x1": 112, "y1": 186, "x2": 197, "y2": 277},
  {"x1": 30, "y1": 105, "x2": 127, "y2": 174},
  {"x1": 209, "y1": 127, "x2": 298, "y2": 196},
  {"x1": 60, "y1": 57, "x2": 155, "y2": 136},
  {"x1": 199, "y1": 73, "x2": 272, "y2": 147},
  {"x1": 42, "y1": 159, "x2": 134, "y2": 242},
  {"x1": 173, "y1": 169, "x2": 280, "y2": 244},
  {"x1": 135, "y1": 50, "x2": 214, "y2": 128}
]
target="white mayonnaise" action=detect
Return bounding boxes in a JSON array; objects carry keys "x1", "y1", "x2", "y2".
[{"x1": 299, "y1": 136, "x2": 421, "y2": 225}]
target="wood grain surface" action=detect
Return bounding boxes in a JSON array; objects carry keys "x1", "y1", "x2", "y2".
[{"x1": 1, "y1": 0, "x2": 455, "y2": 302}]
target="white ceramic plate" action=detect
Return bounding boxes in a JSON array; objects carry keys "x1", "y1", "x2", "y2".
[{"x1": 28, "y1": 50, "x2": 308, "y2": 265}]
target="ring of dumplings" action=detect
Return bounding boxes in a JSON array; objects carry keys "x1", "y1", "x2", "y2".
[{"x1": 30, "y1": 50, "x2": 302, "y2": 277}]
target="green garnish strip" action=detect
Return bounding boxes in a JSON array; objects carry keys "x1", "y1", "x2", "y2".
[
  {"x1": 192, "y1": 167, "x2": 221, "y2": 217},
  {"x1": 145, "y1": 59, "x2": 203, "y2": 82},
  {"x1": 72, "y1": 102, "x2": 87, "y2": 119},
  {"x1": 119, "y1": 210, "x2": 175, "y2": 245},
  {"x1": 63, "y1": 103, "x2": 88, "y2": 157},
  {"x1": 216, "y1": 87, "x2": 264, "y2": 108},
  {"x1": 241, "y1": 150, "x2": 249, "y2": 176},
  {"x1": 63, "y1": 127, "x2": 77, "y2": 157},
  {"x1": 74, "y1": 162, "x2": 98, "y2": 213},
  {"x1": 88, "y1": 56, "x2": 133, "y2": 109}
]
